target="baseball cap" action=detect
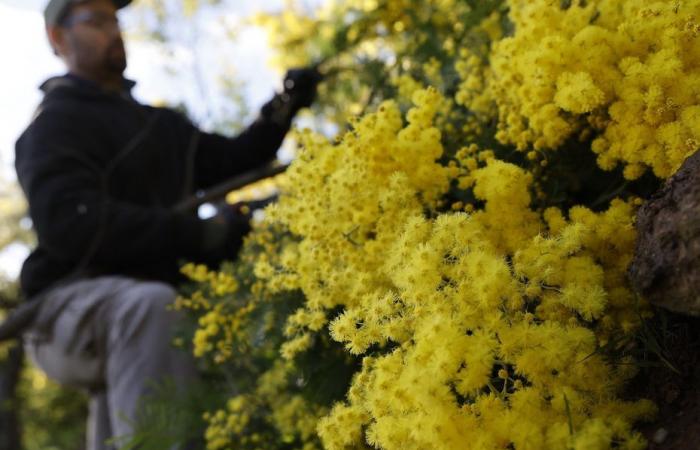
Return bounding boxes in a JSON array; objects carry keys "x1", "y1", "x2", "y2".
[{"x1": 44, "y1": 0, "x2": 132, "y2": 27}]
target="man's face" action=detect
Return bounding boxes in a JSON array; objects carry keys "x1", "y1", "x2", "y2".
[{"x1": 49, "y1": 0, "x2": 127, "y2": 79}]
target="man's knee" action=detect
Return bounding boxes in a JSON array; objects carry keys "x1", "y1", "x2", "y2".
[
  {"x1": 132, "y1": 281, "x2": 177, "y2": 310},
  {"x1": 110, "y1": 281, "x2": 179, "y2": 344}
]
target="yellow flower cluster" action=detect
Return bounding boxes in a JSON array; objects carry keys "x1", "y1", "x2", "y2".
[
  {"x1": 224, "y1": 171, "x2": 283, "y2": 208},
  {"x1": 192, "y1": 302, "x2": 253, "y2": 361},
  {"x1": 181, "y1": 263, "x2": 239, "y2": 297},
  {"x1": 456, "y1": 47, "x2": 495, "y2": 124},
  {"x1": 537, "y1": 200, "x2": 648, "y2": 336},
  {"x1": 262, "y1": 88, "x2": 451, "y2": 346},
  {"x1": 455, "y1": 12, "x2": 502, "y2": 122},
  {"x1": 173, "y1": 290, "x2": 211, "y2": 312},
  {"x1": 478, "y1": 0, "x2": 700, "y2": 178},
  {"x1": 252, "y1": 88, "x2": 654, "y2": 449},
  {"x1": 316, "y1": 200, "x2": 652, "y2": 450},
  {"x1": 392, "y1": 74, "x2": 423, "y2": 105},
  {"x1": 179, "y1": 263, "x2": 247, "y2": 362},
  {"x1": 176, "y1": 0, "x2": 681, "y2": 447},
  {"x1": 204, "y1": 361, "x2": 326, "y2": 450},
  {"x1": 204, "y1": 396, "x2": 257, "y2": 450},
  {"x1": 178, "y1": 223, "x2": 338, "y2": 449}
]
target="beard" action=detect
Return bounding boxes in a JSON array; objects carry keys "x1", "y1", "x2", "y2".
[
  {"x1": 105, "y1": 38, "x2": 127, "y2": 74},
  {"x1": 69, "y1": 33, "x2": 128, "y2": 81}
]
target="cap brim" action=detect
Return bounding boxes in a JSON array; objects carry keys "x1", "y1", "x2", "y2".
[
  {"x1": 114, "y1": 0, "x2": 132, "y2": 9},
  {"x1": 45, "y1": 0, "x2": 133, "y2": 27}
]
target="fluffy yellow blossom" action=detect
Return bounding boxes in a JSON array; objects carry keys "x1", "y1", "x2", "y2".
[
  {"x1": 255, "y1": 90, "x2": 653, "y2": 448},
  {"x1": 392, "y1": 74, "x2": 424, "y2": 104},
  {"x1": 203, "y1": 361, "x2": 328, "y2": 450},
  {"x1": 314, "y1": 201, "x2": 653, "y2": 449},
  {"x1": 476, "y1": 0, "x2": 700, "y2": 178},
  {"x1": 554, "y1": 71, "x2": 606, "y2": 114},
  {"x1": 179, "y1": 2, "x2": 667, "y2": 448},
  {"x1": 181, "y1": 263, "x2": 239, "y2": 296}
]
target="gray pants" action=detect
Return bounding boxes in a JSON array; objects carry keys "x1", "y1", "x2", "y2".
[{"x1": 23, "y1": 276, "x2": 198, "y2": 450}]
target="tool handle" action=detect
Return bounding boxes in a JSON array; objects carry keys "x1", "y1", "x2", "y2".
[{"x1": 173, "y1": 164, "x2": 289, "y2": 214}]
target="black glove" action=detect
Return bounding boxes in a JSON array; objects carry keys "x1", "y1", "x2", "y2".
[
  {"x1": 199, "y1": 202, "x2": 252, "y2": 266},
  {"x1": 283, "y1": 67, "x2": 322, "y2": 109},
  {"x1": 261, "y1": 66, "x2": 322, "y2": 127}
]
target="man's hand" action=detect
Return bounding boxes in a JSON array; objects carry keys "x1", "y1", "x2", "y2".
[
  {"x1": 200, "y1": 202, "x2": 252, "y2": 266},
  {"x1": 283, "y1": 67, "x2": 323, "y2": 109},
  {"x1": 261, "y1": 66, "x2": 322, "y2": 127}
]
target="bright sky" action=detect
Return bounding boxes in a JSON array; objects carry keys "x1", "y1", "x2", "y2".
[{"x1": 0, "y1": 0, "x2": 322, "y2": 279}]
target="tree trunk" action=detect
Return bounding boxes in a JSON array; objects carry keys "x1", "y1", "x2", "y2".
[
  {"x1": 0, "y1": 341, "x2": 24, "y2": 450},
  {"x1": 629, "y1": 150, "x2": 700, "y2": 316}
]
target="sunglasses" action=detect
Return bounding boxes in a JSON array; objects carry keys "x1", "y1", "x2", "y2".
[{"x1": 62, "y1": 11, "x2": 121, "y2": 31}]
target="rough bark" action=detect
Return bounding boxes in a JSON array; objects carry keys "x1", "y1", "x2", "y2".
[
  {"x1": 0, "y1": 342, "x2": 23, "y2": 450},
  {"x1": 629, "y1": 151, "x2": 700, "y2": 316}
]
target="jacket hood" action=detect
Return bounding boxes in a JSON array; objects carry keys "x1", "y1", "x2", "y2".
[{"x1": 39, "y1": 74, "x2": 137, "y2": 100}]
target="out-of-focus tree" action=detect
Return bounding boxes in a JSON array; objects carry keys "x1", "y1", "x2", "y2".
[
  {"x1": 126, "y1": 0, "x2": 253, "y2": 133},
  {"x1": 0, "y1": 176, "x2": 87, "y2": 450},
  {"x1": 0, "y1": 177, "x2": 31, "y2": 450}
]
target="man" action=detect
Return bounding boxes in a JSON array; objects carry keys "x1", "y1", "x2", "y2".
[{"x1": 14, "y1": 0, "x2": 319, "y2": 448}]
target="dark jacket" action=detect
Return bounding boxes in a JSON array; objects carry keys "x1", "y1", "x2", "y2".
[{"x1": 15, "y1": 74, "x2": 288, "y2": 299}]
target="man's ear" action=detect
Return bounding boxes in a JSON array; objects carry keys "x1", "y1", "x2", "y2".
[{"x1": 46, "y1": 25, "x2": 66, "y2": 57}]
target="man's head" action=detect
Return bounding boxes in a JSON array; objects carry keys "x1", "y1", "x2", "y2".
[{"x1": 45, "y1": 0, "x2": 132, "y2": 87}]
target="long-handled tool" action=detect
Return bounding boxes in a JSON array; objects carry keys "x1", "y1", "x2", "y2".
[{"x1": 173, "y1": 163, "x2": 288, "y2": 214}]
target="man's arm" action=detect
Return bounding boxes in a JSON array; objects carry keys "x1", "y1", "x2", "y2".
[
  {"x1": 191, "y1": 67, "x2": 322, "y2": 190},
  {"x1": 192, "y1": 115, "x2": 289, "y2": 190}
]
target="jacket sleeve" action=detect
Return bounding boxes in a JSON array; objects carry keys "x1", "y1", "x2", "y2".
[
  {"x1": 15, "y1": 112, "x2": 207, "y2": 268},
  {"x1": 192, "y1": 113, "x2": 290, "y2": 190}
]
